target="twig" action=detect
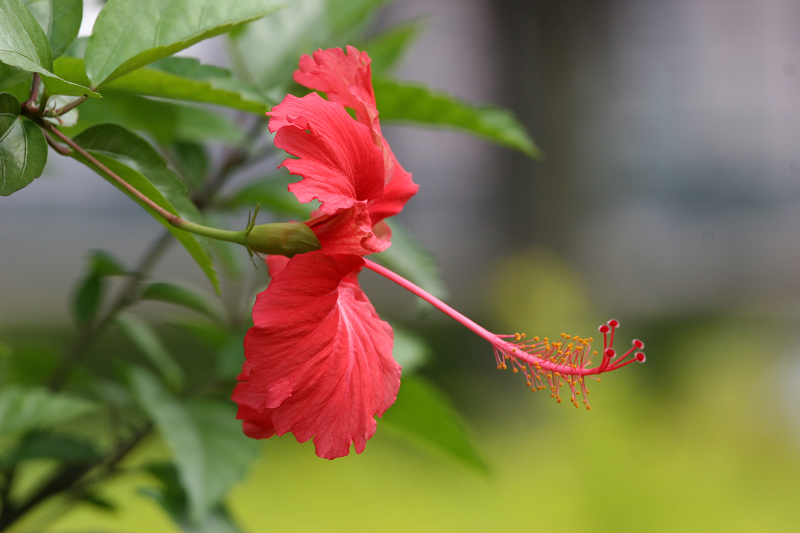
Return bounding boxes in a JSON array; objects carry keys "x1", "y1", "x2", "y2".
[
  {"x1": 47, "y1": 95, "x2": 90, "y2": 117},
  {"x1": 0, "y1": 423, "x2": 153, "y2": 531},
  {"x1": 42, "y1": 129, "x2": 72, "y2": 155}
]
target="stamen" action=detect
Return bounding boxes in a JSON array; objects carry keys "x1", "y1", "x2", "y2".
[
  {"x1": 489, "y1": 319, "x2": 645, "y2": 409},
  {"x1": 361, "y1": 259, "x2": 645, "y2": 410}
]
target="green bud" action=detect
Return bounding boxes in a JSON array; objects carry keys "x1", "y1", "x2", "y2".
[{"x1": 246, "y1": 222, "x2": 321, "y2": 256}]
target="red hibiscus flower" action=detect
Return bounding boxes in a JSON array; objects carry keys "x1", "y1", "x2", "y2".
[
  {"x1": 233, "y1": 47, "x2": 417, "y2": 459},
  {"x1": 233, "y1": 47, "x2": 646, "y2": 460}
]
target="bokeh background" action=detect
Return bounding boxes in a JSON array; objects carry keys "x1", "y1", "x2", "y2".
[{"x1": 4, "y1": 0, "x2": 800, "y2": 531}]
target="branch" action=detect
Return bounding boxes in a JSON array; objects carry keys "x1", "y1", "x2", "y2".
[{"x1": 47, "y1": 95, "x2": 90, "y2": 117}]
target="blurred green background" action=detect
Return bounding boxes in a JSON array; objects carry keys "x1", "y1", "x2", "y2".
[{"x1": 6, "y1": 0, "x2": 800, "y2": 531}]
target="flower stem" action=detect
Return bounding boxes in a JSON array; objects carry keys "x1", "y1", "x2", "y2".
[{"x1": 39, "y1": 122, "x2": 253, "y2": 247}]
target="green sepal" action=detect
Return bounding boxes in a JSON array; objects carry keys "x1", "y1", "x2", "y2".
[{"x1": 245, "y1": 222, "x2": 321, "y2": 256}]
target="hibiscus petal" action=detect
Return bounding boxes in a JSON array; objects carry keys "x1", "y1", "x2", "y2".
[
  {"x1": 266, "y1": 255, "x2": 290, "y2": 277},
  {"x1": 243, "y1": 253, "x2": 400, "y2": 459},
  {"x1": 368, "y1": 154, "x2": 419, "y2": 223},
  {"x1": 294, "y1": 46, "x2": 379, "y2": 130},
  {"x1": 269, "y1": 93, "x2": 385, "y2": 214},
  {"x1": 307, "y1": 204, "x2": 390, "y2": 256},
  {"x1": 232, "y1": 363, "x2": 277, "y2": 439}
]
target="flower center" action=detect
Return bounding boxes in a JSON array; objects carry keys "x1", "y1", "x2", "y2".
[{"x1": 491, "y1": 320, "x2": 645, "y2": 409}]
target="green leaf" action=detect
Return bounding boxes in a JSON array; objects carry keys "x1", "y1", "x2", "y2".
[
  {"x1": 229, "y1": 0, "x2": 388, "y2": 91},
  {"x1": 129, "y1": 368, "x2": 260, "y2": 526},
  {"x1": 116, "y1": 312, "x2": 184, "y2": 391},
  {"x1": 70, "y1": 249, "x2": 127, "y2": 326},
  {"x1": 167, "y1": 142, "x2": 208, "y2": 190},
  {"x1": 0, "y1": 62, "x2": 32, "y2": 97},
  {"x1": 142, "y1": 466, "x2": 245, "y2": 533},
  {"x1": 326, "y1": 0, "x2": 389, "y2": 36},
  {"x1": 227, "y1": 0, "x2": 328, "y2": 90},
  {"x1": 166, "y1": 316, "x2": 230, "y2": 350},
  {"x1": 141, "y1": 282, "x2": 224, "y2": 323},
  {"x1": 168, "y1": 317, "x2": 245, "y2": 380},
  {"x1": 129, "y1": 367, "x2": 204, "y2": 522},
  {"x1": 184, "y1": 400, "x2": 260, "y2": 510},
  {"x1": 0, "y1": 92, "x2": 48, "y2": 196},
  {"x1": 85, "y1": 0, "x2": 283, "y2": 86},
  {"x1": 374, "y1": 77, "x2": 540, "y2": 158},
  {"x1": 358, "y1": 18, "x2": 423, "y2": 73},
  {"x1": 71, "y1": 271, "x2": 102, "y2": 326},
  {"x1": 109, "y1": 57, "x2": 271, "y2": 113},
  {"x1": 71, "y1": 124, "x2": 219, "y2": 292},
  {"x1": 0, "y1": 0, "x2": 97, "y2": 97},
  {"x1": 391, "y1": 326, "x2": 430, "y2": 374},
  {"x1": 222, "y1": 171, "x2": 313, "y2": 219},
  {"x1": 1, "y1": 431, "x2": 101, "y2": 468},
  {"x1": 0, "y1": 342, "x2": 59, "y2": 386},
  {"x1": 87, "y1": 248, "x2": 127, "y2": 276},
  {"x1": 59, "y1": 89, "x2": 244, "y2": 145},
  {"x1": 1, "y1": 0, "x2": 52, "y2": 72},
  {"x1": 23, "y1": 0, "x2": 83, "y2": 59},
  {"x1": 55, "y1": 55, "x2": 270, "y2": 113},
  {"x1": 380, "y1": 376, "x2": 489, "y2": 474},
  {"x1": 0, "y1": 385, "x2": 97, "y2": 437}
]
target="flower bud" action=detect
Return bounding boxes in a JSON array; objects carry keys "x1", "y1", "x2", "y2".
[{"x1": 246, "y1": 223, "x2": 320, "y2": 256}]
